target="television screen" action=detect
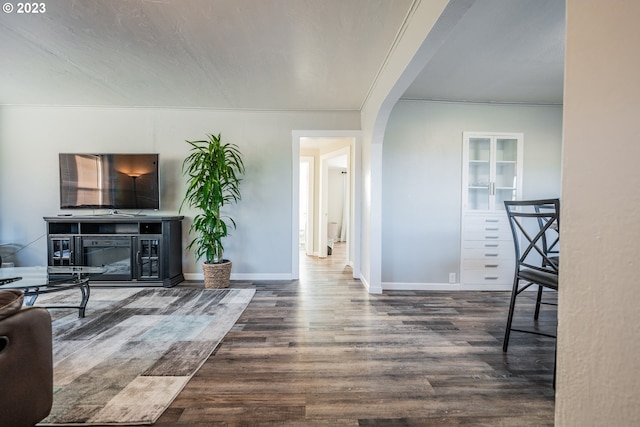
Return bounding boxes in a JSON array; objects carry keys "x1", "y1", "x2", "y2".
[{"x1": 59, "y1": 153, "x2": 160, "y2": 210}]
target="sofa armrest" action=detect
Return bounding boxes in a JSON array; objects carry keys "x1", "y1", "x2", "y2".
[{"x1": 0, "y1": 305, "x2": 53, "y2": 426}]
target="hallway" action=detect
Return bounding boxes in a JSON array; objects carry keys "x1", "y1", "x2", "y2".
[{"x1": 299, "y1": 242, "x2": 350, "y2": 280}]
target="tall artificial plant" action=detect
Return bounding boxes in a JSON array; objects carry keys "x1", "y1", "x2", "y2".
[{"x1": 180, "y1": 133, "x2": 245, "y2": 264}]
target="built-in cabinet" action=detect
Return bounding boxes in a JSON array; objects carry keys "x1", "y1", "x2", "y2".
[
  {"x1": 44, "y1": 215, "x2": 184, "y2": 287},
  {"x1": 460, "y1": 132, "x2": 523, "y2": 287}
]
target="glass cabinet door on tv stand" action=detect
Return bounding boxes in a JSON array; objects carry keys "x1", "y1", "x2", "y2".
[
  {"x1": 137, "y1": 236, "x2": 161, "y2": 280},
  {"x1": 49, "y1": 236, "x2": 80, "y2": 266}
]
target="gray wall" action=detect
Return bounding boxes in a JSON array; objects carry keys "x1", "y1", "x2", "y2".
[
  {"x1": 0, "y1": 106, "x2": 359, "y2": 278},
  {"x1": 381, "y1": 100, "x2": 562, "y2": 285}
]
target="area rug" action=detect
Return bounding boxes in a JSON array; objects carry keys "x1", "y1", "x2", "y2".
[{"x1": 34, "y1": 286, "x2": 255, "y2": 425}]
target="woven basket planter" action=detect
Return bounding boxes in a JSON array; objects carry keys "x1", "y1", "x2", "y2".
[{"x1": 202, "y1": 260, "x2": 232, "y2": 289}]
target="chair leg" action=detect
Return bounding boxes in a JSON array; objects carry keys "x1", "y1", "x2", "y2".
[
  {"x1": 553, "y1": 342, "x2": 557, "y2": 390},
  {"x1": 503, "y1": 277, "x2": 520, "y2": 352},
  {"x1": 534, "y1": 285, "x2": 543, "y2": 320}
]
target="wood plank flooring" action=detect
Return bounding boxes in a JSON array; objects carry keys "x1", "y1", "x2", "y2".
[{"x1": 155, "y1": 244, "x2": 556, "y2": 426}]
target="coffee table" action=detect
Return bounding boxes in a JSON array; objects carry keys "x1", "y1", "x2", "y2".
[{"x1": 0, "y1": 266, "x2": 104, "y2": 318}]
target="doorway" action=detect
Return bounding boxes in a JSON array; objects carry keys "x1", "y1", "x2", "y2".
[{"x1": 291, "y1": 131, "x2": 361, "y2": 280}]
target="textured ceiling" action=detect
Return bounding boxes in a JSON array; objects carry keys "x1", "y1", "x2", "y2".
[
  {"x1": 0, "y1": 0, "x2": 413, "y2": 109},
  {"x1": 0, "y1": 0, "x2": 565, "y2": 110}
]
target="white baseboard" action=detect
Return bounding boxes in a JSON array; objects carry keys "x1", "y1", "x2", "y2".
[
  {"x1": 361, "y1": 275, "x2": 383, "y2": 294},
  {"x1": 183, "y1": 273, "x2": 514, "y2": 292},
  {"x1": 382, "y1": 282, "x2": 514, "y2": 291},
  {"x1": 183, "y1": 272, "x2": 294, "y2": 282},
  {"x1": 231, "y1": 273, "x2": 293, "y2": 281},
  {"x1": 185, "y1": 271, "x2": 519, "y2": 292}
]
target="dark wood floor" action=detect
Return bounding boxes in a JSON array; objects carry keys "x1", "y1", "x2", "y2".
[{"x1": 155, "y1": 244, "x2": 556, "y2": 426}]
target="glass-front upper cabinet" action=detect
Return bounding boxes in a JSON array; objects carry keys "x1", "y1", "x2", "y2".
[{"x1": 462, "y1": 132, "x2": 523, "y2": 211}]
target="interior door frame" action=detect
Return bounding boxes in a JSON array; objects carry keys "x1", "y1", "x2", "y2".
[
  {"x1": 299, "y1": 155, "x2": 315, "y2": 257},
  {"x1": 292, "y1": 130, "x2": 361, "y2": 280}
]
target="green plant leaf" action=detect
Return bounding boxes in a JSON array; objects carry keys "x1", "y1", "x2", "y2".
[{"x1": 180, "y1": 133, "x2": 244, "y2": 263}]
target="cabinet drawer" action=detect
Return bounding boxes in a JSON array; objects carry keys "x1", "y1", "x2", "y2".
[
  {"x1": 461, "y1": 265, "x2": 514, "y2": 285},
  {"x1": 462, "y1": 259, "x2": 514, "y2": 271},
  {"x1": 462, "y1": 239, "x2": 513, "y2": 250},
  {"x1": 463, "y1": 230, "x2": 512, "y2": 241},
  {"x1": 462, "y1": 214, "x2": 512, "y2": 241},
  {"x1": 463, "y1": 214, "x2": 509, "y2": 229},
  {"x1": 462, "y1": 247, "x2": 513, "y2": 260}
]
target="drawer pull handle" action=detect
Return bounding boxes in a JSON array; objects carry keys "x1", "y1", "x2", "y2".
[
  {"x1": 485, "y1": 236, "x2": 499, "y2": 239},
  {"x1": 484, "y1": 253, "x2": 498, "y2": 257},
  {"x1": 485, "y1": 264, "x2": 499, "y2": 268},
  {"x1": 485, "y1": 219, "x2": 499, "y2": 223},
  {"x1": 485, "y1": 227, "x2": 499, "y2": 231},
  {"x1": 485, "y1": 276, "x2": 499, "y2": 280},
  {"x1": 485, "y1": 244, "x2": 499, "y2": 248}
]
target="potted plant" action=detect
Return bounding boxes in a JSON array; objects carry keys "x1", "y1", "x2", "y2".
[{"x1": 180, "y1": 133, "x2": 245, "y2": 288}]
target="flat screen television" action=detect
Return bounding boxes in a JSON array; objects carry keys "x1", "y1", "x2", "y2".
[{"x1": 59, "y1": 153, "x2": 160, "y2": 210}]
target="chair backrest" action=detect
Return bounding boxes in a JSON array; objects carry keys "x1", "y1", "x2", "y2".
[
  {"x1": 504, "y1": 199, "x2": 560, "y2": 275},
  {"x1": 534, "y1": 202, "x2": 560, "y2": 266}
]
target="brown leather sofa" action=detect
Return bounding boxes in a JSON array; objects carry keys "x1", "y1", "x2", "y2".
[{"x1": 0, "y1": 289, "x2": 53, "y2": 426}]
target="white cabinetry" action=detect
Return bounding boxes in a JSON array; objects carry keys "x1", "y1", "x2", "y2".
[
  {"x1": 460, "y1": 132, "x2": 523, "y2": 288},
  {"x1": 461, "y1": 213, "x2": 514, "y2": 287}
]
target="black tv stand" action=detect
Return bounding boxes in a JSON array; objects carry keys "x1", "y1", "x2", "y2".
[{"x1": 44, "y1": 215, "x2": 184, "y2": 287}]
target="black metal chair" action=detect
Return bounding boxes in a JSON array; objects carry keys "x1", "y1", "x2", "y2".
[{"x1": 503, "y1": 198, "x2": 560, "y2": 352}]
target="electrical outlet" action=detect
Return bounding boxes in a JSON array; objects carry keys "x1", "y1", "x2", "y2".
[{"x1": 448, "y1": 273, "x2": 456, "y2": 284}]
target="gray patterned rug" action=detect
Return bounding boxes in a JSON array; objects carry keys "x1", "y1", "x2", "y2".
[{"x1": 35, "y1": 286, "x2": 255, "y2": 425}]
